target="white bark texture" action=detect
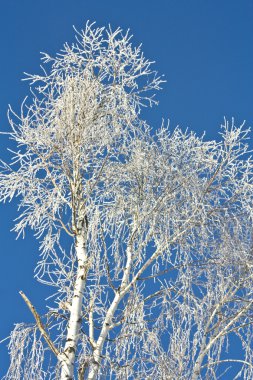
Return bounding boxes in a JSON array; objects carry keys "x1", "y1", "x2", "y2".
[{"x1": 60, "y1": 233, "x2": 88, "y2": 380}]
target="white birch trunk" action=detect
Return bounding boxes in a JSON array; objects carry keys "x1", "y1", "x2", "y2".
[
  {"x1": 87, "y1": 247, "x2": 132, "y2": 380},
  {"x1": 60, "y1": 233, "x2": 88, "y2": 380},
  {"x1": 87, "y1": 292, "x2": 122, "y2": 380}
]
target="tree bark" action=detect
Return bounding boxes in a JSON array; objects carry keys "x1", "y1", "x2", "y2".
[
  {"x1": 87, "y1": 292, "x2": 122, "y2": 379},
  {"x1": 60, "y1": 233, "x2": 88, "y2": 380},
  {"x1": 87, "y1": 247, "x2": 133, "y2": 380}
]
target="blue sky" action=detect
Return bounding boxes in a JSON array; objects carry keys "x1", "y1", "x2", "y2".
[{"x1": 0, "y1": 0, "x2": 252, "y2": 375}]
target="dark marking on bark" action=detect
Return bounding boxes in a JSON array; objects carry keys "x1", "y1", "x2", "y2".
[
  {"x1": 78, "y1": 359, "x2": 89, "y2": 380},
  {"x1": 66, "y1": 346, "x2": 76, "y2": 354},
  {"x1": 84, "y1": 215, "x2": 88, "y2": 228}
]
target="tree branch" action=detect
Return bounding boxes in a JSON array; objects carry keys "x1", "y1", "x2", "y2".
[{"x1": 19, "y1": 290, "x2": 60, "y2": 358}]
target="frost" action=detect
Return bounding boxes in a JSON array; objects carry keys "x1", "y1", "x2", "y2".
[{"x1": 1, "y1": 22, "x2": 253, "y2": 380}]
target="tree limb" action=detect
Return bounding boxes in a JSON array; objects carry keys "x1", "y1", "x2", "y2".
[{"x1": 19, "y1": 290, "x2": 60, "y2": 358}]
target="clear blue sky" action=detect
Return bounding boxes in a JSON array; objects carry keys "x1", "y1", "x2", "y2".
[{"x1": 0, "y1": 0, "x2": 252, "y2": 375}]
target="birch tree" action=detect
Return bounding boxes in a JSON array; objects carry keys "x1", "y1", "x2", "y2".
[{"x1": 1, "y1": 22, "x2": 253, "y2": 380}]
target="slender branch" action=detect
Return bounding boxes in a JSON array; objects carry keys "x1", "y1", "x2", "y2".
[
  {"x1": 51, "y1": 213, "x2": 74, "y2": 237},
  {"x1": 204, "y1": 300, "x2": 253, "y2": 355},
  {"x1": 89, "y1": 296, "x2": 96, "y2": 349},
  {"x1": 37, "y1": 151, "x2": 72, "y2": 208},
  {"x1": 201, "y1": 359, "x2": 253, "y2": 369},
  {"x1": 19, "y1": 290, "x2": 60, "y2": 358}
]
